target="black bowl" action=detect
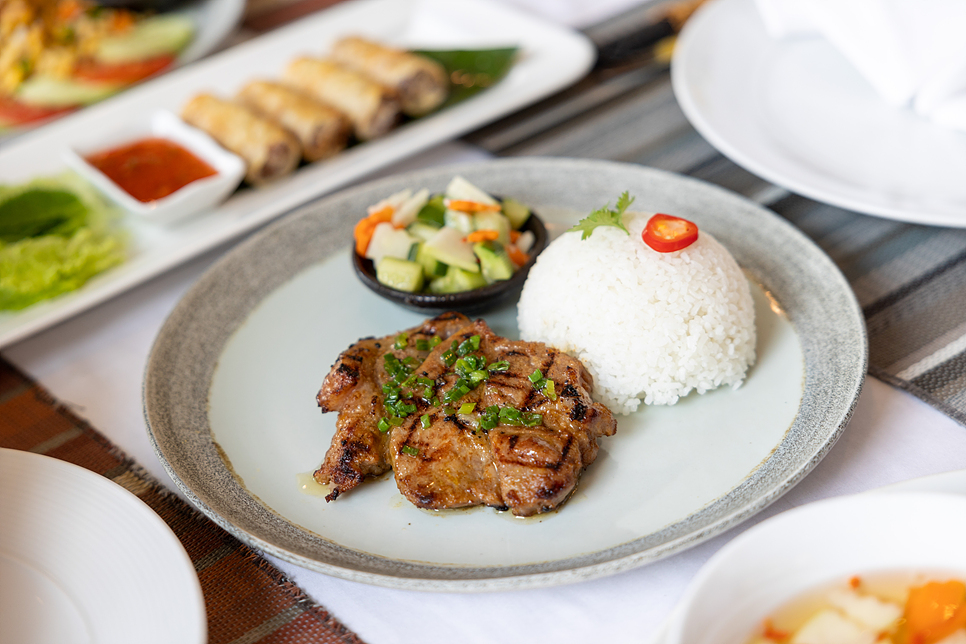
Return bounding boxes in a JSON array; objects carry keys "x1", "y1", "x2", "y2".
[{"x1": 352, "y1": 212, "x2": 549, "y2": 314}]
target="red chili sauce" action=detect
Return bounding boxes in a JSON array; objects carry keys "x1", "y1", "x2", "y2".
[{"x1": 86, "y1": 137, "x2": 217, "y2": 203}]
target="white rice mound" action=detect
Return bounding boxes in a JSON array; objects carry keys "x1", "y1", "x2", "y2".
[{"x1": 517, "y1": 212, "x2": 756, "y2": 414}]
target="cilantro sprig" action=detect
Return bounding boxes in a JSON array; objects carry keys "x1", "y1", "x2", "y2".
[{"x1": 568, "y1": 192, "x2": 635, "y2": 240}]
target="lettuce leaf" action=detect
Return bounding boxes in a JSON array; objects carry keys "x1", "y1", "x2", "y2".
[{"x1": 0, "y1": 172, "x2": 127, "y2": 311}]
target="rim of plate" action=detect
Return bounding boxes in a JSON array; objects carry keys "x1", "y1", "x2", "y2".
[
  {"x1": 671, "y1": 0, "x2": 966, "y2": 228},
  {"x1": 143, "y1": 157, "x2": 867, "y2": 591}
]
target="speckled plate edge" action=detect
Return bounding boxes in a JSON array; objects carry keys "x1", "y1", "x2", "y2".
[{"x1": 143, "y1": 158, "x2": 868, "y2": 592}]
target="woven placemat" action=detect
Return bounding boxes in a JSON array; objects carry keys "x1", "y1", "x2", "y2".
[{"x1": 0, "y1": 357, "x2": 366, "y2": 644}]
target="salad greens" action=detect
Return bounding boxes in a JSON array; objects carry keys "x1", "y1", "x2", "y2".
[{"x1": 0, "y1": 173, "x2": 127, "y2": 311}]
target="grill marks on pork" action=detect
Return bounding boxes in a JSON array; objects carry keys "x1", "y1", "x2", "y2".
[
  {"x1": 388, "y1": 319, "x2": 616, "y2": 516},
  {"x1": 314, "y1": 312, "x2": 470, "y2": 501},
  {"x1": 316, "y1": 315, "x2": 616, "y2": 516}
]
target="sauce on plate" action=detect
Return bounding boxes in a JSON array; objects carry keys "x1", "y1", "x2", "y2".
[{"x1": 86, "y1": 137, "x2": 217, "y2": 202}]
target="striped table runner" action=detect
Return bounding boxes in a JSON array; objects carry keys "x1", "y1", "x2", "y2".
[
  {"x1": 0, "y1": 358, "x2": 367, "y2": 644},
  {"x1": 462, "y1": 1, "x2": 966, "y2": 427}
]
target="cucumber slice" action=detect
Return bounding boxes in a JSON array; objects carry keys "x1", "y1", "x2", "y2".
[
  {"x1": 95, "y1": 14, "x2": 195, "y2": 64},
  {"x1": 472, "y1": 211, "x2": 511, "y2": 246},
  {"x1": 444, "y1": 208, "x2": 474, "y2": 235},
  {"x1": 416, "y1": 243, "x2": 447, "y2": 279},
  {"x1": 445, "y1": 176, "x2": 498, "y2": 205},
  {"x1": 473, "y1": 242, "x2": 514, "y2": 283},
  {"x1": 407, "y1": 220, "x2": 441, "y2": 242},
  {"x1": 16, "y1": 76, "x2": 118, "y2": 107},
  {"x1": 429, "y1": 265, "x2": 487, "y2": 294},
  {"x1": 501, "y1": 197, "x2": 531, "y2": 230},
  {"x1": 416, "y1": 194, "x2": 446, "y2": 227},
  {"x1": 365, "y1": 222, "x2": 417, "y2": 265},
  {"x1": 377, "y1": 257, "x2": 424, "y2": 293},
  {"x1": 423, "y1": 226, "x2": 479, "y2": 272}
]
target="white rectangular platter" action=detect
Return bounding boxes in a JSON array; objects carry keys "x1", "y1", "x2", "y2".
[{"x1": 0, "y1": 0, "x2": 594, "y2": 348}]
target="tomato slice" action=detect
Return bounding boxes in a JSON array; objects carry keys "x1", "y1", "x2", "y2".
[
  {"x1": 0, "y1": 95, "x2": 77, "y2": 127},
  {"x1": 642, "y1": 213, "x2": 699, "y2": 252},
  {"x1": 73, "y1": 55, "x2": 175, "y2": 85}
]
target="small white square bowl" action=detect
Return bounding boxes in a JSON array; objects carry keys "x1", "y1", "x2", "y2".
[{"x1": 62, "y1": 110, "x2": 245, "y2": 225}]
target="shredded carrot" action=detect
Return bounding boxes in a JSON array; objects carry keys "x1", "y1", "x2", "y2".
[
  {"x1": 353, "y1": 207, "x2": 394, "y2": 255},
  {"x1": 506, "y1": 244, "x2": 528, "y2": 267},
  {"x1": 445, "y1": 199, "x2": 501, "y2": 213},
  {"x1": 464, "y1": 229, "x2": 499, "y2": 243},
  {"x1": 510, "y1": 229, "x2": 521, "y2": 243}
]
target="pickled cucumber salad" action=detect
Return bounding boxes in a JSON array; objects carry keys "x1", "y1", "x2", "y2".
[{"x1": 354, "y1": 176, "x2": 536, "y2": 294}]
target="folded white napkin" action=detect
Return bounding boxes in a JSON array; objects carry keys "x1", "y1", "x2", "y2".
[{"x1": 753, "y1": 0, "x2": 966, "y2": 131}]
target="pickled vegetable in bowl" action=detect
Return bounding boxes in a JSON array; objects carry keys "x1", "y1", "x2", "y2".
[
  {"x1": 354, "y1": 176, "x2": 538, "y2": 295},
  {"x1": 746, "y1": 574, "x2": 966, "y2": 644}
]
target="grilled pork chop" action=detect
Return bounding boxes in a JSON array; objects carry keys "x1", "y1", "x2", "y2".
[
  {"x1": 315, "y1": 315, "x2": 617, "y2": 516},
  {"x1": 314, "y1": 311, "x2": 470, "y2": 501}
]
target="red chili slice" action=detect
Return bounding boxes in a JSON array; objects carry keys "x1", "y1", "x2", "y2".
[
  {"x1": 73, "y1": 55, "x2": 175, "y2": 85},
  {"x1": 642, "y1": 213, "x2": 698, "y2": 252},
  {"x1": 0, "y1": 95, "x2": 77, "y2": 127}
]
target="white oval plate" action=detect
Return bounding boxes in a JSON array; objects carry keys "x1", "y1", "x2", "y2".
[
  {"x1": 144, "y1": 158, "x2": 867, "y2": 591},
  {"x1": 671, "y1": 0, "x2": 966, "y2": 227},
  {"x1": 0, "y1": 448, "x2": 205, "y2": 644}
]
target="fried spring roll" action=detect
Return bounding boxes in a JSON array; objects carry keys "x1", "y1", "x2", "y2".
[
  {"x1": 182, "y1": 94, "x2": 300, "y2": 185},
  {"x1": 330, "y1": 36, "x2": 449, "y2": 117},
  {"x1": 282, "y1": 57, "x2": 400, "y2": 141},
  {"x1": 236, "y1": 80, "x2": 351, "y2": 162}
]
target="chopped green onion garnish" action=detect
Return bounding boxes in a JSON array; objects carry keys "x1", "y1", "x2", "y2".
[
  {"x1": 459, "y1": 402, "x2": 476, "y2": 414},
  {"x1": 430, "y1": 336, "x2": 442, "y2": 348},
  {"x1": 415, "y1": 338, "x2": 430, "y2": 351},
  {"x1": 545, "y1": 379, "x2": 557, "y2": 401},
  {"x1": 389, "y1": 417, "x2": 405, "y2": 426},
  {"x1": 499, "y1": 406, "x2": 522, "y2": 424},
  {"x1": 529, "y1": 369, "x2": 543, "y2": 383},
  {"x1": 522, "y1": 412, "x2": 543, "y2": 427},
  {"x1": 457, "y1": 335, "x2": 481, "y2": 356},
  {"x1": 487, "y1": 360, "x2": 509, "y2": 372},
  {"x1": 394, "y1": 333, "x2": 409, "y2": 350},
  {"x1": 421, "y1": 414, "x2": 431, "y2": 428},
  {"x1": 377, "y1": 418, "x2": 390, "y2": 433},
  {"x1": 402, "y1": 445, "x2": 419, "y2": 456}
]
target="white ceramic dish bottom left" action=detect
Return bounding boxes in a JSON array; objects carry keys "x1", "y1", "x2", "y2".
[{"x1": 0, "y1": 448, "x2": 205, "y2": 644}]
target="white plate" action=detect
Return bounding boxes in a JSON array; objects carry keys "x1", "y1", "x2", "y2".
[
  {"x1": 143, "y1": 158, "x2": 867, "y2": 591},
  {"x1": 0, "y1": 448, "x2": 205, "y2": 644},
  {"x1": 671, "y1": 0, "x2": 966, "y2": 227},
  {"x1": 0, "y1": 0, "x2": 594, "y2": 349},
  {"x1": 177, "y1": 0, "x2": 245, "y2": 66}
]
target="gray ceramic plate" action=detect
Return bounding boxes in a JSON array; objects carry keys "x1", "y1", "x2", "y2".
[{"x1": 143, "y1": 158, "x2": 867, "y2": 591}]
